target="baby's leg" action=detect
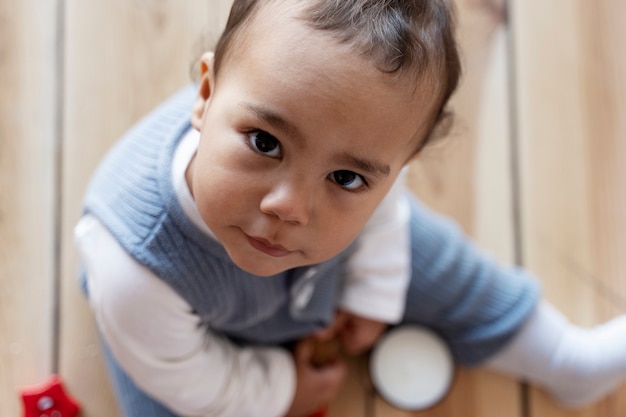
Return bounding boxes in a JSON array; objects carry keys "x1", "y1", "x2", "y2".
[
  {"x1": 402, "y1": 196, "x2": 626, "y2": 406},
  {"x1": 401, "y1": 196, "x2": 540, "y2": 365},
  {"x1": 487, "y1": 302, "x2": 626, "y2": 407}
]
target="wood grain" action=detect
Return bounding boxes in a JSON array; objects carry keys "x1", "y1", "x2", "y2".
[
  {"x1": 0, "y1": 0, "x2": 59, "y2": 415},
  {"x1": 512, "y1": 0, "x2": 626, "y2": 415}
]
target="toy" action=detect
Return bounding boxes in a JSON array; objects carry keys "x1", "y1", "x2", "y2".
[{"x1": 20, "y1": 374, "x2": 80, "y2": 417}]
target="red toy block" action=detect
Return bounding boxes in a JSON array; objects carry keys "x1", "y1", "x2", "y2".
[{"x1": 20, "y1": 374, "x2": 80, "y2": 417}]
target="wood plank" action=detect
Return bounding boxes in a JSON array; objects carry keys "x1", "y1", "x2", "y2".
[
  {"x1": 374, "y1": 1, "x2": 522, "y2": 416},
  {"x1": 0, "y1": 0, "x2": 59, "y2": 415},
  {"x1": 512, "y1": 0, "x2": 626, "y2": 415},
  {"x1": 58, "y1": 2, "x2": 232, "y2": 416},
  {"x1": 0, "y1": 0, "x2": 59, "y2": 410}
]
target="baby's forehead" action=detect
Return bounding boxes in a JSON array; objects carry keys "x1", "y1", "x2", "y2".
[
  {"x1": 213, "y1": 0, "x2": 459, "y2": 153},
  {"x1": 238, "y1": 0, "x2": 439, "y2": 81},
  {"x1": 228, "y1": 9, "x2": 438, "y2": 133},
  {"x1": 234, "y1": 10, "x2": 431, "y2": 97}
]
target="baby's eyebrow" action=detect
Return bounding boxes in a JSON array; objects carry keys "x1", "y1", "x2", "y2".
[
  {"x1": 336, "y1": 153, "x2": 390, "y2": 178},
  {"x1": 240, "y1": 102, "x2": 303, "y2": 144}
]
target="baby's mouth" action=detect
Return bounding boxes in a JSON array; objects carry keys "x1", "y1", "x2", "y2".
[{"x1": 245, "y1": 234, "x2": 292, "y2": 257}]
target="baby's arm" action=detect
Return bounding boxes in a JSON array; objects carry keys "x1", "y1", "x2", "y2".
[
  {"x1": 76, "y1": 215, "x2": 296, "y2": 417},
  {"x1": 314, "y1": 310, "x2": 388, "y2": 355},
  {"x1": 340, "y1": 168, "x2": 411, "y2": 324}
]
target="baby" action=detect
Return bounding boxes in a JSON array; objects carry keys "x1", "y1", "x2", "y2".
[{"x1": 74, "y1": 0, "x2": 626, "y2": 416}]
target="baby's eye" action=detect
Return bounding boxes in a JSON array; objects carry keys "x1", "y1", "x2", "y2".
[
  {"x1": 330, "y1": 170, "x2": 366, "y2": 191},
  {"x1": 247, "y1": 130, "x2": 282, "y2": 158}
]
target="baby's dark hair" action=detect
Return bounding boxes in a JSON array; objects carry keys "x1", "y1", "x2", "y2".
[{"x1": 213, "y1": 0, "x2": 462, "y2": 149}]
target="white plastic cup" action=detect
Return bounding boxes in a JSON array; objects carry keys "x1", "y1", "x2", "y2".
[{"x1": 370, "y1": 325, "x2": 454, "y2": 410}]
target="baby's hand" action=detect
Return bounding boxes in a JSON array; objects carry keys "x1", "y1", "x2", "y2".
[
  {"x1": 315, "y1": 311, "x2": 389, "y2": 355},
  {"x1": 339, "y1": 313, "x2": 388, "y2": 355},
  {"x1": 285, "y1": 338, "x2": 347, "y2": 417}
]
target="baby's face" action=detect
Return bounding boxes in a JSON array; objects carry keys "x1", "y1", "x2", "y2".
[{"x1": 188, "y1": 6, "x2": 435, "y2": 276}]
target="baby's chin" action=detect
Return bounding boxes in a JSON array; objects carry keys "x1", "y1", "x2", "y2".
[
  {"x1": 228, "y1": 252, "x2": 306, "y2": 277},
  {"x1": 230, "y1": 251, "x2": 336, "y2": 277}
]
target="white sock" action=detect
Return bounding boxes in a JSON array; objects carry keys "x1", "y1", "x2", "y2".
[{"x1": 486, "y1": 302, "x2": 626, "y2": 407}]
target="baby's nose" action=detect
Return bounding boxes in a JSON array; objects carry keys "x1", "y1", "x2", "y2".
[{"x1": 259, "y1": 181, "x2": 312, "y2": 225}]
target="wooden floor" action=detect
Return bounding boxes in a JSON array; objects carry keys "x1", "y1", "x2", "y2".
[{"x1": 2, "y1": 0, "x2": 625, "y2": 416}]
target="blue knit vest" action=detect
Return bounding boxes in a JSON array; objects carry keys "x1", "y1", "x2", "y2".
[{"x1": 83, "y1": 86, "x2": 350, "y2": 344}]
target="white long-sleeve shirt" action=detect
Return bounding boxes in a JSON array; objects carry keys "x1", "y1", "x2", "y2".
[{"x1": 75, "y1": 128, "x2": 411, "y2": 416}]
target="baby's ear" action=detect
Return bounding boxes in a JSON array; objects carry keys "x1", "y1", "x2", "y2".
[{"x1": 191, "y1": 52, "x2": 215, "y2": 131}]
